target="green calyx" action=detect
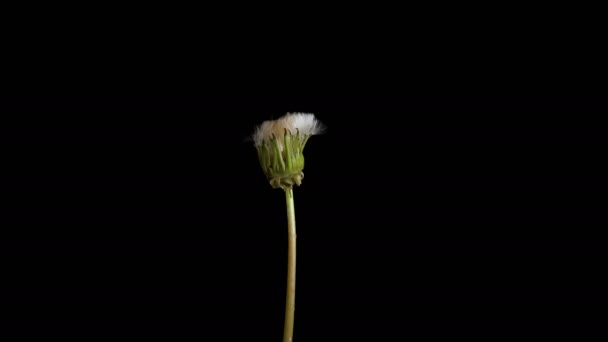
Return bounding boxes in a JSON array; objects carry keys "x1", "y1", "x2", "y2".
[{"x1": 256, "y1": 128, "x2": 311, "y2": 190}]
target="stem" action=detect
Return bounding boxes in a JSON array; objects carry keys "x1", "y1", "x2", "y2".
[{"x1": 283, "y1": 187, "x2": 296, "y2": 342}]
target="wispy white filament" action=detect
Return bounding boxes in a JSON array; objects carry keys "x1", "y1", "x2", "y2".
[{"x1": 253, "y1": 113, "x2": 324, "y2": 148}]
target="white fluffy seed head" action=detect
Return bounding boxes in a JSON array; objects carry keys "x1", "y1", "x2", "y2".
[{"x1": 253, "y1": 113, "x2": 324, "y2": 147}]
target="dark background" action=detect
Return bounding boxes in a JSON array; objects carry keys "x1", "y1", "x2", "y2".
[{"x1": 1, "y1": 96, "x2": 606, "y2": 338}]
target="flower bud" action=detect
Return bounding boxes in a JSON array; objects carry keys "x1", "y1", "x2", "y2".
[{"x1": 253, "y1": 113, "x2": 323, "y2": 189}]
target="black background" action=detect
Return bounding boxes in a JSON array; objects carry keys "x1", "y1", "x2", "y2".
[{"x1": 1, "y1": 96, "x2": 606, "y2": 338}]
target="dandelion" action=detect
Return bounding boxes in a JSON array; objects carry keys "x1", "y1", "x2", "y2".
[{"x1": 252, "y1": 112, "x2": 324, "y2": 342}]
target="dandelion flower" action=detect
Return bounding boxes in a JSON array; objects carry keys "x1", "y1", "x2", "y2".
[
  {"x1": 252, "y1": 112, "x2": 324, "y2": 342},
  {"x1": 253, "y1": 112, "x2": 324, "y2": 190}
]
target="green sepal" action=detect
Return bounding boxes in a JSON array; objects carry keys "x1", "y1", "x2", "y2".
[{"x1": 255, "y1": 131, "x2": 314, "y2": 189}]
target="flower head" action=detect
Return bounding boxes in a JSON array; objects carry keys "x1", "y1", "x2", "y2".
[{"x1": 253, "y1": 113, "x2": 324, "y2": 189}]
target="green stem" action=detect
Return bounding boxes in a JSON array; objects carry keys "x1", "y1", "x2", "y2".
[{"x1": 283, "y1": 187, "x2": 296, "y2": 342}]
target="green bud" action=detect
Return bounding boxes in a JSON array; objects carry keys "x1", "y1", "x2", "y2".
[{"x1": 256, "y1": 129, "x2": 311, "y2": 190}]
